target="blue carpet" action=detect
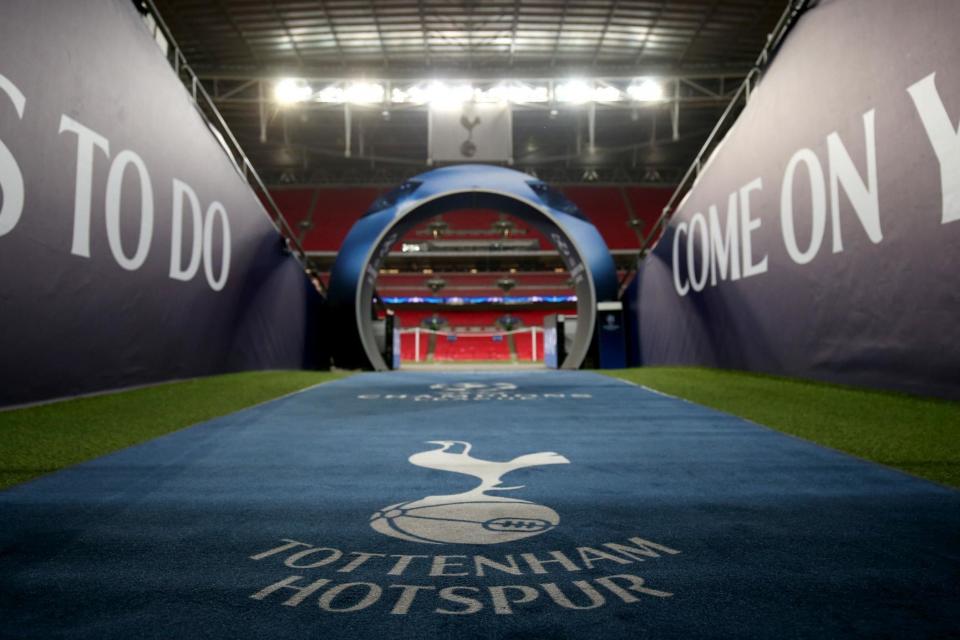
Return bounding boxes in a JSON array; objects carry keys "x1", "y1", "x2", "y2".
[{"x1": 1, "y1": 371, "x2": 957, "y2": 639}]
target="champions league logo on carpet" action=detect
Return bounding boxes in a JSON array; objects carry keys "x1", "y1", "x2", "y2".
[
  {"x1": 357, "y1": 381, "x2": 594, "y2": 402},
  {"x1": 370, "y1": 441, "x2": 570, "y2": 545}
]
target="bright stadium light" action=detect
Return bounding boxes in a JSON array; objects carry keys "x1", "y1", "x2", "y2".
[
  {"x1": 479, "y1": 82, "x2": 549, "y2": 104},
  {"x1": 345, "y1": 81, "x2": 385, "y2": 104},
  {"x1": 391, "y1": 86, "x2": 419, "y2": 104},
  {"x1": 425, "y1": 82, "x2": 473, "y2": 109},
  {"x1": 556, "y1": 80, "x2": 624, "y2": 103},
  {"x1": 592, "y1": 84, "x2": 623, "y2": 102},
  {"x1": 315, "y1": 85, "x2": 345, "y2": 103},
  {"x1": 274, "y1": 78, "x2": 312, "y2": 104},
  {"x1": 555, "y1": 80, "x2": 592, "y2": 104},
  {"x1": 474, "y1": 84, "x2": 506, "y2": 103},
  {"x1": 627, "y1": 78, "x2": 665, "y2": 102}
]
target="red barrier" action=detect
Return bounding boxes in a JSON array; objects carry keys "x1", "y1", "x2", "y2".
[{"x1": 268, "y1": 186, "x2": 673, "y2": 252}]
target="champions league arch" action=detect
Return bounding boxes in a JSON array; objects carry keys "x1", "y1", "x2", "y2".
[{"x1": 327, "y1": 165, "x2": 619, "y2": 370}]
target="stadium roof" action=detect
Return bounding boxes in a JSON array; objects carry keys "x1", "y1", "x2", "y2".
[
  {"x1": 152, "y1": 0, "x2": 784, "y2": 75},
  {"x1": 149, "y1": 0, "x2": 789, "y2": 185}
]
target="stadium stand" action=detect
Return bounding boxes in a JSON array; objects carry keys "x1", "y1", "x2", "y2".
[
  {"x1": 393, "y1": 309, "x2": 562, "y2": 362},
  {"x1": 393, "y1": 309, "x2": 566, "y2": 330},
  {"x1": 376, "y1": 271, "x2": 573, "y2": 298},
  {"x1": 266, "y1": 163, "x2": 668, "y2": 367},
  {"x1": 268, "y1": 185, "x2": 671, "y2": 252}
]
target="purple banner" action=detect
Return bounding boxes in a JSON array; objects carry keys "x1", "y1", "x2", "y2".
[
  {"x1": 0, "y1": 1, "x2": 319, "y2": 407},
  {"x1": 636, "y1": 0, "x2": 960, "y2": 399}
]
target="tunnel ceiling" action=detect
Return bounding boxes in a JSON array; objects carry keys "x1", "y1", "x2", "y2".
[{"x1": 148, "y1": 0, "x2": 785, "y2": 185}]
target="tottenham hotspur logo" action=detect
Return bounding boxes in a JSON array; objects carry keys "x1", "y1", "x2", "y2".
[{"x1": 370, "y1": 441, "x2": 570, "y2": 545}]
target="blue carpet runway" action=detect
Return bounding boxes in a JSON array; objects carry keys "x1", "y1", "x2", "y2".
[{"x1": 1, "y1": 371, "x2": 958, "y2": 638}]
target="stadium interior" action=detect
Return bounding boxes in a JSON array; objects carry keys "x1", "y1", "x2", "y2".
[
  {"x1": 144, "y1": 0, "x2": 788, "y2": 368},
  {"x1": 0, "y1": 1, "x2": 957, "y2": 638}
]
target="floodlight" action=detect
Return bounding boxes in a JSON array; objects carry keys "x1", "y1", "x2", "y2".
[
  {"x1": 390, "y1": 87, "x2": 411, "y2": 103},
  {"x1": 592, "y1": 85, "x2": 623, "y2": 102},
  {"x1": 627, "y1": 78, "x2": 665, "y2": 102},
  {"x1": 426, "y1": 82, "x2": 473, "y2": 109},
  {"x1": 474, "y1": 85, "x2": 505, "y2": 103},
  {"x1": 481, "y1": 82, "x2": 549, "y2": 104},
  {"x1": 274, "y1": 78, "x2": 312, "y2": 104},
  {"x1": 555, "y1": 80, "x2": 592, "y2": 104},
  {"x1": 315, "y1": 85, "x2": 345, "y2": 103},
  {"x1": 345, "y1": 82, "x2": 385, "y2": 104}
]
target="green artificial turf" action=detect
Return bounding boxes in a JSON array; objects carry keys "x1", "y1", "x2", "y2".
[
  {"x1": 0, "y1": 370, "x2": 349, "y2": 491},
  {"x1": 604, "y1": 367, "x2": 960, "y2": 489}
]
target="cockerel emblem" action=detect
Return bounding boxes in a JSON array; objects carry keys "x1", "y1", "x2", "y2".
[
  {"x1": 459, "y1": 111, "x2": 482, "y2": 157},
  {"x1": 370, "y1": 441, "x2": 570, "y2": 545}
]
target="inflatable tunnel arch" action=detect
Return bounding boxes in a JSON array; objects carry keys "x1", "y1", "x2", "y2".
[{"x1": 327, "y1": 165, "x2": 619, "y2": 370}]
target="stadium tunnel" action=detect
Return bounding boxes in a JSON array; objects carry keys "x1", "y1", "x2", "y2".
[{"x1": 327, "y1": 165, "x2": 621, "y2": 370}]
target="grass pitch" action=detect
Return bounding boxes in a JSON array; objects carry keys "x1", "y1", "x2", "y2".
[
  {"x1": 2, "y1": 367, "x2": 957, "y2": 491},
  {"x1": 0, "y1": 370, "x2": 348, "y2": 491},
  {"x1": 605, "y1": 367, "x2": 960, "y2": 489}
]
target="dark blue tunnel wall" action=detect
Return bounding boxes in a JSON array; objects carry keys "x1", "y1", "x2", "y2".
[
  {"x1": 634, "y1": 0, "x2": 960, "y2": 399},
  {"x1": 0, "y1": 1, "x2": 320, "y2": 407}
]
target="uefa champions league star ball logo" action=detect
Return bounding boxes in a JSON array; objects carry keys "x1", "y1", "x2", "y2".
[{"x1": 370, "y1": 441, "x2": 570, "y2": 545}]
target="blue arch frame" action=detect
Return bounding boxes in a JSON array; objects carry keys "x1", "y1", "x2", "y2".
[{"x1": 327, "y1": 164, "x2": 618, "y2": 369}]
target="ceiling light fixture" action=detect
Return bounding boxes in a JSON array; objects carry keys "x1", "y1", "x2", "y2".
[
  {"x1": 555, "y1": 80, "x2": 592, "y2": 104},
  {"x1": 345, "y1": 82, "x2": 385, "y2": 104},
  {"x1": 627, "y1": 78, "x2": 665, "y2": 102},
  {"x1": 425, "y1": 82, "x2": 473, "y2": 109},
  {"x1": 592, "y1": 85, "x2": 623, "y2": 102},
  {"x1": 274, "y1": 78, "x2": 312, "y2": 105}
]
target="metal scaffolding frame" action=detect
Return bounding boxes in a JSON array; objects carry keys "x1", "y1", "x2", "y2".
[
  {"x1": 141, "y1": 0, "x2": 321, "y2": 286},
  {"x1": 615, "y1": 0, "x2": 811, "y2": 296},
  {"x1": 190, "y1": 71, "x2": 744, "y2": 186},
  {"x1": 148, "y1": 0, "x2": 788, "y2": 186}
]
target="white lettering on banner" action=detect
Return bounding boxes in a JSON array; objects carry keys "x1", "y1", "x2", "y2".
[
  {"x1": 671, "y1": 221, "x2": 689, "y2": 296},
  {"x1": 203, "y1": 201, "x2": 231, "y2": 291},
  {"x1": 781, "y1": 148, "x2": 826, "y2": 265},
  {"x1": 687, "y1": 213, "x2": 709, "y2": 292},
  {"x1": 827, "y1": 109, "x2": 881, "y2": 249},
  {"x1": 105, "y1": 150, "x2": 154, "y2": 271},
  {"x1": 781, "y1": 110, "x2": 881, "y2": 266},
  {"x1": 169, "y1": 179, "x2": 203, "y2": 281},
  {"x1": 0, "y1": 74, "x2": 26, "y2": 238},
  {"x1": 60, "y1": 115, "x2": 110, "y2": 257},
  {"x1": 58, "y1": 116, "x2": 230, "y2": 289},
  {"x1": 670, "y1": 76, "x2": 950, "y2": 295},
  {"x1": 708, "y1": 192, "x2": 740, "y2": 286},
  {"x1": 0, "y1": 87, "x2": 235, "y2": 290},
  {"x1": 739, "y1": 177, "x2": 767, "y2": 278},
  {"x1": 665, "y1": 67, "x2": 960, "y2": 296},
  {"x1": 908, "y1": 72, "x2": 960, "y2": 224},
  {"x1": 674, "y1": 190, "x2": 744, "y2": 296}
]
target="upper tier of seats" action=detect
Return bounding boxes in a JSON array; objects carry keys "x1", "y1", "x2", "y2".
[
  {"x1": 393, "y1": 309, "x2": 569, "y2": 330},
  {"x1": 400, "y1": 208, "x2": 551, "y2": 248},
  {"x1": 377, "y1": 271, "x2": 573, "y2": 298},
  {"x1": 270, "y1": 185, "x2": 671, "y2": 252}
]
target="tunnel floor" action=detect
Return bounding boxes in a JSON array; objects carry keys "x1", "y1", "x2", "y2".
[{"x1": 1, "y1": 371, "x2": 957, "y2": 638}]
